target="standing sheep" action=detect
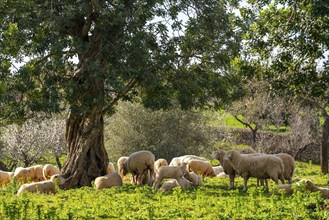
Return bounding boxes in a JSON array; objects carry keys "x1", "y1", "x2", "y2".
[
  {"x1": 123, "y1": 150, "x2": 155, "y2": 186},
  {"x1": 186, "y1": 159, "x2": 216, "y2": 178},
  {"x1": 225, "y1": 150, "x2": 285, "y2": 192},
  {"x1": 43, "y1": 164, "x2": 61, "y2": 180},
  {"x1": 0, "y1": 170, "x2": 14, "y2": 187},
  {"x1": 274, "y1": 153, "x2": 295, "y2": 183},
  {"x1": 153, "y1": 162, "x2": 188, "y2": 190},
  {"x1": 14, "y1": 165, "x2": 45, "y2": 183},
  {"x1": 211, "y1": 148, "x2": 256, "y2": 190},
  {"x1": 117, "y1": 156, "x2": 129, "y2": 177},
  {"x1": 94, "y1": 172, "x2": 123, "y2": 189}
]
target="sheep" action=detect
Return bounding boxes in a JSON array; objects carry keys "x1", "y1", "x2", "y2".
[
  {"x1": 117, "y1": 156, "x2": 129, "y2": 177},
  {"x1": 225, "y1": 150, "x2": 285, "y2": 192},
  {"x1": 43, "y1": 164, "x2": 61, "y2": 180},
  {"x1": 184, "y1": 171, "x2": 202, "y2": 186},
  {"x1": 106, "y1": 162, "x2": 116, "y2": 174},
  {"x1": 239, "y1": 148, "x2": 257, "y2": 154},
  {"x1": 0, "y1": 170, "x2": 14, "y2": 187},
  {"x1": 186, "y1": 159, "x2": 216, "y2": 178},
  {"x1": 212, "y1": 165, "x2": 224, "y2": 175},
  {"x1": 153, "y1": 162, "x2": 188, "y2": 190},
  {"x1": 276, "y1": 184, "x2": 294, "y2": 195},
  {"x1": 14, "y1": 165, "x2": 45, "y2": 183},
  {"x1": 94, "y1": 172, "x2": 123, "y2": 189},
  {"x1": 169, "y1": 155, "x2": 207, "y2": 166},
  {"x1": 17, "y1": 174, "x2": 59, "y2": 196},
  {"x1": 302, "y1": 179, "x2": 329, "y2": 199},
  {"x1": 216, "y1": 172, "x2": 229, "y2": 178},
  {"x1": 154, "y1": 159, "x2": 169, "y2": 172},
  {"x1": 160, "y1": 178, "x2": 193, "y2": 192},
  {"x1": 122, "y1": 150, "x2": 155, "y2": 186}
]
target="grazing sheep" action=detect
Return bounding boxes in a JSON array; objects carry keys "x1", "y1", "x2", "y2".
[
  {"x1": 225, "y1": 150, "x2": 285, "y2": 192},
  {"x1": 17, "y1": 175, "x2": 58, "y2": 196},
  {"x1": 184, "y1": 171, "x2": 202, "y2": 186},
  {"x1": 117, "y1": 156, "x2": 129, "y2": 177},
  {"x1": 123, "y1": 150, "x2": 155, "y2": 186},
  {"x1": 302, "y1": 179, "x2": 329, "y2": 199},
  {"x1": 274, "y1": 153, "x2": 295, "y2": 183},
  {"x1": 106, "y1": 162, "x2": 116, "y2": 174},
  {"x1": 0, "y1": 170, "x2": 14, "y2": 187},
  {"x1": 14, "y1": 165, "x2": 45, "y2": 183},
  {"x1": 212, "y1": 165, "x2": 224, "y2": 175},
  {"x1": 95, "y1": 172, "x2": 123, "y2": 189},
  {"x1": 169, "y1": 155, "x2": 207, "y2": 166},
  {"x1": 186, "y1": 159, "x2": 216, "y2": 178},
  {"x1": 153, "y1": 162, "x2": 188, "y2": 190},
  {"x1": 43, "y1": 164, "x2": 61, "y2": 180}
]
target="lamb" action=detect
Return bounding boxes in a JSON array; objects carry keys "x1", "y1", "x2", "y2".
[
  {"x1": 43, "y1": 164, "x2": 61, "y2": 180},
  {"x1": 153, "y1": 162, "x2": 188, "y2": 190},
  {"x1": 117, "y1": 156, "x2": 129, "y2": 177},
  {"x1": 169, "y1": 155, "x2": 207, "y2": 166},
  {"x1": 14, "y1": 165, "x2": 45, "y2": 183},
  {"x1": 276, "y1": 184, "x2": 294, "y2": 195},
  {"x1": 0, "y1": 170, "x2": 14, "y2": 187},
  {"x1": 94, "y1": 172, "x2": 123, "y2": 189},
  {"x1": 212, "y1": 165, "x2": 224, "y2": 175},
  {"x1": 17, "y1": 174, "x2": 59, "y2": 196},
  {"x1": 184, "y1": 171, "x2": 202, "y2": 186},
  {"x1": 225, "y1": 150, "x2": 285, "y2": 192},
  {"x1": 160, "y1": 178, "x2": 193, "y2": 192},
  {"x1": 302, "y1": 179, "x2": 329, "y2": 199},
  {"x1": 106, "y1": 162, "x2": 116, "y2": 174},
  {"x1": 154, "y1": 159, "x2": 169, "y2": 171},
  {"x1": 186, "y1": 159, "x2": 216, "y2": 178},
  {"x1": 122, "y1": 150, "x2": 155, "y2": 186}
]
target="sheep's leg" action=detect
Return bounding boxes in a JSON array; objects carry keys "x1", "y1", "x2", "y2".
[
  {"x1": 228, "y1": 175, "x2": 235, "y2": 190},
  {"x1": 242, "y1": 177, "x2": 249, "y2": 192},
  {"x1": 153, "y1": 176, "x2": 162, "y2": 190}
]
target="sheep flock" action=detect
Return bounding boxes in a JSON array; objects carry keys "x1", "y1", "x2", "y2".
[{"x1": 1, "y1": 149, "x2": 328, "y2": 200}]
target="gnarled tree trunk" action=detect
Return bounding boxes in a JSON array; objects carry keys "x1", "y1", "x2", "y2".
[
  {"x1": 321, "y1": 110, "x2": 329, "y2": 174},
  {"x1": 60, "y1": 107, "x2": 108, "y2": 189}
]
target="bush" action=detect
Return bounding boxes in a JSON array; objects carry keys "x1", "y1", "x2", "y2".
[{"x1": 105, "y1": 101, "x2": 216, "y2": 162}]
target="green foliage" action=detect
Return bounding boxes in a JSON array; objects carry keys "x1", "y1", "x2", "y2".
[
  {"x1": 0, "y1": 162, "x2": 328, "y2": 219},
  {"x1": 105, "y1": 101, "x2": 216, "y2": 162}
]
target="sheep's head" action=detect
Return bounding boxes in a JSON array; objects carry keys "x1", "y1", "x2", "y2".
[
  {"x1": 303, "y1": 179, "x2": 317, "y2": 191},
  {"x1": 210, "y1": 151, "x2": 220, "y2": 160},
  {"x1": 122, "y1": 161, "x2": 128, "y2": 176}
]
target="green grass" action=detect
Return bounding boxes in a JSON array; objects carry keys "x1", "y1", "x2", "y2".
[{"x1": 0, "y1": 161, "x2": 328, "y2": 219}]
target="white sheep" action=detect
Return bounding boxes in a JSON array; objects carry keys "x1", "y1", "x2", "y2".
[
  {"x1": 117, "y1": 156, "x2": 129, "y2": 177},
  {"x1": 95, "y1": 172, "x2": 123, "y2": 189},
  {"x1": 160, "y1": 178, "x2": 193, "y2": 192},
  {"x1": 43, "y1": 164, "x2": 61, "y2": 180},
  {"x1": 153, "y1": 162, "x2": 188, "y2": 190},
  {"x1": 123, "y1": 150, "x2": 155, "y2": 186},
  {"x1": 225, "y1": 150, "x2": 285, "y2": 192},
  {"x1": 0, "y1": 170, "x2": 14, "y2": 187},
  {"x1": 17, "y1": 174, "x2": 59, "y2": 196},
  {"x1": 216, "y1": 172, "x2": 229, "y2": 178},
  {"x1": 211, "y1": 148, "x2": 257, "y2": 190},
  {"x1": 301, "y1": 179, "x2": 329, "y2": 199},
  {"x1": 212, "y1": 165, "x2": 224, "y2": 175},
  {"x1": 169, "y1": 155, "x2": 207, "y2": 166},
  {"x1": 106, "y1": 162, "x2": 116, "y2": 174},
  {"x1": 186, "y1": 159, "x2": 216, "y2": 178},
  {"x1": 154, "y1": 159, "x2": 169, "y2": 171},
  {"x1": 14, "y1": 165, "x2": 45, "y2": 183},
  {"x1": 184, "y1": 171, "x2": 202, "y2": 186}
]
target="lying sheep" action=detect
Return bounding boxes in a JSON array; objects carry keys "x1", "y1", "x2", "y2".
[
  {"x1": 216, "y1": 172, "x2": 229, "y2": 178},
  {"x1": 106, "y1": 162, "x2": 116, "y2": 174},
  {"x1": 95, "y1": 172, "x2": 123, "y2": 189},
  {"x1": 14, "y1": 165, "x2": 45, "y2": 183},
  {"x1": 225, "y1": 150, "x2": 285, "y2": 191},
  {"x1": 302, "y1": 179, "x2": 329, "y2": 199},
  {"x1": 184, "y1": 171, "x2": 202, "y2": 186},
  {"x1": 212, "y1": 165, "x2": 224, "y2": 175},
  {"x1": 43, "y1": 164, "x2": 61, "y2": 180},
  {"x1": 123, "y1": 150, "x2": 155, "y2": 186},
  {"x1": 169, "y1": 155, "x2": 207, "y2": 166},
  {"x1": 117, "y1": 156, "x2": 129, "y2": 177},
  {"x1": 0, "y1": 170, "x2": 14, "y2": 187},
  {"x1": 17, "y1": 175, "x2": 59, "y2": 196},
  {"x1": 153, "y1": 162, "x2": 188, "y2": 190},
  {"x1": 276, "y1": 184, "x2": 294, "y2": 195},
  {"x1": 186, "y1": 159, "x2": 216, "y2": 178},
  {"x1": 160, "y1": 178, "x2": 193, "y2": 192}
]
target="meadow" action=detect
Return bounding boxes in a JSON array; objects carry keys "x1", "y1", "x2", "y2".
[{"x1": 0, "y1": 161, "x2": 328, "y2": 219}]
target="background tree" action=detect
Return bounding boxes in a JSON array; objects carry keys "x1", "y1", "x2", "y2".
[
  {"x1": 240, "y1": 1, "x2": 329, "y2": 173},
  {"x1": 0, "y1": 1, "x2": 242, "y2": 188}
]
